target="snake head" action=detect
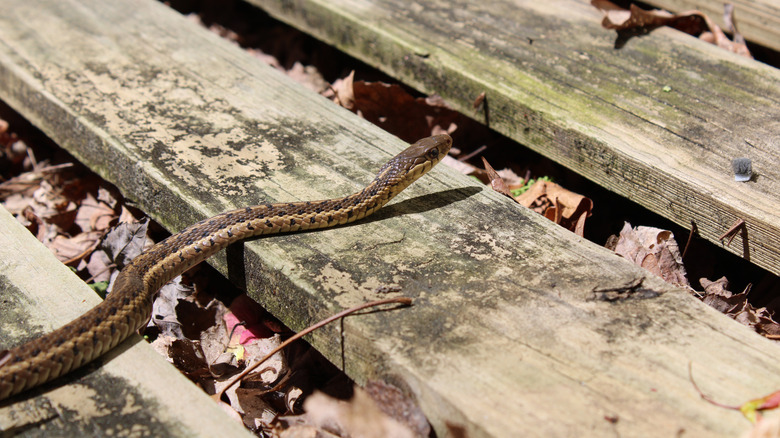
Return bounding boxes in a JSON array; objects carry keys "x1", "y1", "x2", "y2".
[
  {"x1": 391, "y1": 134, "x2": 452, "y2": 178},
  {"x1": 376, "y1": 134, "x2": 452, "y2": 196},
  {"x1": 404, "y1": 134, "x2": 452, "y2": 167}
]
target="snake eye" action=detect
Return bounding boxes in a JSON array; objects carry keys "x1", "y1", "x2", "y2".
[{"x1": 425, "y1": 148, "x2": 440, "y2": 160}]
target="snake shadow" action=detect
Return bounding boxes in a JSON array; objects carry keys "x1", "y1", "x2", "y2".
[
  {"x1": 361, "y1": 185, "x2": 481, "y2": 224},
  {"x1": 226, "y1": 186, "x2": 481, "y2": 287}
]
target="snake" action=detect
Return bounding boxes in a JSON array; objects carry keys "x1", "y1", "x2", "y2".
[{"x1": 0, "y1": 134, "x2": 452, "y2": 401}]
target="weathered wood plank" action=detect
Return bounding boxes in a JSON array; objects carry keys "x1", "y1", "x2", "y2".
[
  {"x1": 0, "y1": 0, "x2": 779, "y2": 437},
  {"x1": 248, "y1": 0, "x2": 780, "y2": 277},
  {"x1": 645, "y1": 0, "x2": 780, "y2": 53},
  {"x1": 0, "y1": 206, "x2": 253, "y2": 437}
]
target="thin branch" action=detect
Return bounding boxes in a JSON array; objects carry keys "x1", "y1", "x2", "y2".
[
  {"x1": 688, "y1": 362, "x2": 739, "y2": 410},
  {"x1": 214, "y1": 297, "x2": 412, "y2": 402},
  {"x1": 682, "y1": 220, "x2": 697, "y2": 259},
  {"x1": 718, "y1": 219, "x2": 745, "y2": 246}
]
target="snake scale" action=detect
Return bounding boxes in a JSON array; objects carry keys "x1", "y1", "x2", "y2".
[{"x1": 0, "y1": 134, "x2": 452, "y2": 401}]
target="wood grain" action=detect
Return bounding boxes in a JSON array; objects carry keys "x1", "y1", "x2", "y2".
[
  {"x1": 0, "y1": 0, "x2": 778, "y2": 436},
  {"x1": 249, "y1": 0, "x2": 780, "y2": 276}
]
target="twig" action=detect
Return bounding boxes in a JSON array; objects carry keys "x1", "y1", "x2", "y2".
[
  {"x1": 472, "y1": 92, "x2": 486, "y2": 110},
  {"x1": 214, "y1": 297, "x2": 412, "y2": 402},
  {"x1": 0, "y1": 162, "x2": 74, "y2": 190},
  {"x1": 83, "y1": 262, "x2": 117, "y2": 284},
  {"x1": 718, "y1": 219, "x2": 745, "y2": 246},
  {"x1": 521, "y1": 169, "x2": 531, "y2": 187},
  {"x1": 458, "y1": 144, "x2": 488, "y2": 162},
  {"x1": 472, "y1": 91, "x2": 489, "y2": 126},
  {"x1": 27, "y1": 146, "x2": 38, "y2": 169},
  {"x1": 682, "y1": 220, "x2": 697, "y2": 259},
  {"x1": 688, "y1": 362, "x2": 739, "y2": 410},
  {"x1": 63, "y1": 239, "x2": 104, "y2": 266},
  {"x1": 32, "y1": 162, "x2": 74, "y2": 174}
]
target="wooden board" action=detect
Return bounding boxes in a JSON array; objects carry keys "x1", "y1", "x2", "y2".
[
  {"x1": 247, "y1": 0, "x2": 780, "y2": 277},
  {"x1": 0, "y1": 206, "x2": 253, "y2": 437},
  {"x1": 0, "y1": 0, "x2": 779, "y2": 436}
]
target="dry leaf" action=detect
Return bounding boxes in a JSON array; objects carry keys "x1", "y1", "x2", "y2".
[
  {"x1": 700, "y1": 277, "x2": 780, "y2": 339},
  {"x1": 700, "y1": 276, "x2": 742, "y2": 313},
  {"x1": 286, "y1": 61, "x2": 330, "y2": 94},
  {"x1": 150, "y1": 279, "x2": 195, "y2": 338},
  {"x1": 234, "y1": 387, "x2": 279, "y2": 432},
  {"x1": 302, "y1": 388, "x2": 415, "y2": 438},
  {"x1": 101, "y1": 219, "x2": 150, "y2": 270},
  {"x1": 612, "y1": 222, "x2": 689, "y2": 288},
  {"x1": 74, "y1": 192, "x2": 116, "y2": 233},
  {"x1": 592, "y1": 1, "x2": 752, "y2": 57},
  {"x1": 364, "y1": 380, "x2": 430, "y2": 437},
  {"x1": 331, "y1": 70, "x2": 356, "y2": 110},
  {"x1": 31, "y1": 180, "x2": 78, "y2": 233},
  {"x1": 472, "y1": 92, "x2": 486, "y2": 110},
  {"x1": 481, "y1": 157, "x2": 514, "y2": 200},
  {"x1": 515, "y1": 180, "x2": 592, "y2": 236},
  {"x1": 332, "y1": 77, "x2": 461, "y2": 143},
  {"x1": 722, "y1": 4, "x2": 752, "y2": 58},
  {"x1": 0, "y1": 173, "x2": 41, "y2": 200},
  {"x1": 151, "y1": 336, "x2": 210, "y2": 380},
  {"x1": 497, "y1": 167, "x2": 525, "y2": 189},
  {"x1": 49, "y1": 231, "x2": 104, "y2": 263},
  {"x1": 595, "y1": 1, "x2": 674, "y2": 30},
  {"x1": 84, "y1": 249, "x2": 112, "y2": 283}
]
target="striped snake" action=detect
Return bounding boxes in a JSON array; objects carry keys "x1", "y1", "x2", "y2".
[{"x1": 0, "y1": 134, "x2": 452, "y2": 401}]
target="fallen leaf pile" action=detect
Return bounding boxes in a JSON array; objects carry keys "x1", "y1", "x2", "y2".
[
  {"x1": 328, "y1": 71, "x2": 461, "y2": 143},
  {"x1": 0, "y1": 129, "x2": 124, "y2": 277},
  {"x1": 149, "y1": 285, "x2": 427, "y2": 435},
  {"x1": 606, "y1": 222, "x2": 780, "y2": 340},
  {"x1": 699, "y1": 277, "x2": 780, "y2": 339},
  {"x1": 478, "y1": 156, "x2": 593, "y2": 237},
  {"x1": 592, "y1": 0, "x2": 752, "y2": 57}
]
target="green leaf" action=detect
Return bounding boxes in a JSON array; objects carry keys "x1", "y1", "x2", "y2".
[
  {"x1": 89, "y1": 280, "x2": 110, "y2": 299},
  {"x1": 511, "y1": 176, "x2": 552, "y2": 197}
]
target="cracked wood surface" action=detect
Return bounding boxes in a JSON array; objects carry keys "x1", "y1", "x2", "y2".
[
  {"x1": 0, "y1": 0, "x2": 779, "y2": 437},
  {"x1": 248, "y1": 0, "x2": 780, "y2": 277}
]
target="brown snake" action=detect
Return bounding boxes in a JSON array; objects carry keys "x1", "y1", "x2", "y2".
[{"x1": 0, "y1": 134, "x2": 452, "y2": 401}]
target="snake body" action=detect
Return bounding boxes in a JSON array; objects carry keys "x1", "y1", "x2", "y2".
[{"x1": 0, "y1": 134, "x2": 452, "y2": 401}]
